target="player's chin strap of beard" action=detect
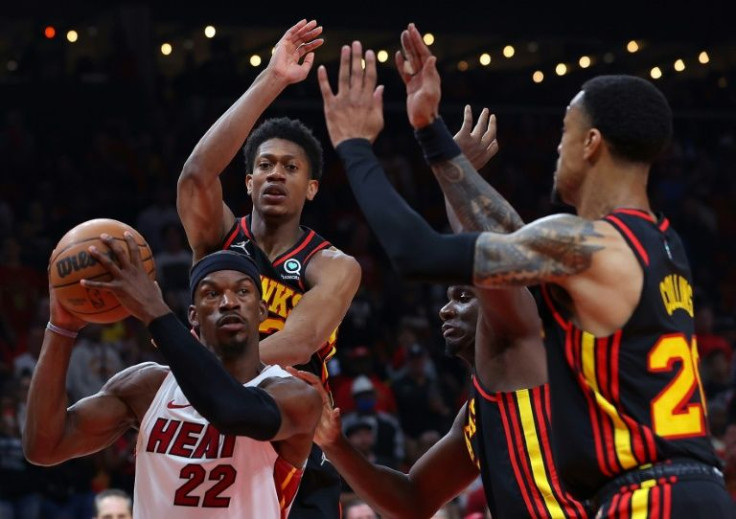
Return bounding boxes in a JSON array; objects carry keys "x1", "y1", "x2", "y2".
[{"x1": 188, "y1": 250, "x2": 263, "y2": 339}]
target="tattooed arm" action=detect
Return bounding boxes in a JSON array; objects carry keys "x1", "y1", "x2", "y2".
[
  {"x1": 396, "y1": 24, "x2": 523, "y2": 234},
  {"x1": 473, "y1": 214, "x2": 642, "y2": 335},
  {"x1": 446, "y1": 106, "x2": 524, "y2": 233},
  {"x1": 472, "y1": 214, "x2": 605, "y2": 287}
]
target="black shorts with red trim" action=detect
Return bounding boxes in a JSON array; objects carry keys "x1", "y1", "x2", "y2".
[
  {"x1": 288, "y1": 443, "x2": 342, "y2": 519},
  {"x1": 593, "y1": 458, "x2": 735, "y2": 518}
]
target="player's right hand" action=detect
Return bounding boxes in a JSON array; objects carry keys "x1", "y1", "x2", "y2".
[{"x1": 395, "y1": 23, "x2": 441, "y2": 129}]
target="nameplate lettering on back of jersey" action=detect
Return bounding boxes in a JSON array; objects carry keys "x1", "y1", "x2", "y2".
[{"x1": 659, "y1": 274, "x2": 693, "y2": 317}]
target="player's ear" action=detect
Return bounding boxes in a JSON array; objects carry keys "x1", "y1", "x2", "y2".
[
  {"x1": 306, "y1": 179, "x2": 319, "y2": 201},
  {"x1": 246, "y1": 174, "x2": 254, "y2": 195},
  {"x1": 188, "y1": 305, "x2": 199, "y2": 330},
  {"x1": 258, "y1": 300, "x2": 268, "y2": 324},
  {"x1": 583, "y1": 128, "x2": 602, "y2": 160}
]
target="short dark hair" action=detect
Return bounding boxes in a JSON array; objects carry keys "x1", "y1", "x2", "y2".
[
  {"x1": 242, "y1": 117, "x2": 323, "y2": 180},
  {"x1": 94, "y1": 488, "x2": 132, "y2": 516},
  {"x1": 580, "y1": 75, "x2": 673, "y2": 163}
]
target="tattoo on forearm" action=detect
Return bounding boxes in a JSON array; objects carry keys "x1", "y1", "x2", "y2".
[
  {"x1": 474, "y1": 218, "x2": 604, "y2": 287},
  {"x1": 431, "y1": 156, "x2": 524, "y2": 233}
]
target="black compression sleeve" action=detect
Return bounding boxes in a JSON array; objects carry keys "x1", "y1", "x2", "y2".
[
  {"x1": 147, "y1": 313, "x2": 281, "y2": 440},
  {"x1": 336, "y1": 138, "x2": 477, "y2": 284}
]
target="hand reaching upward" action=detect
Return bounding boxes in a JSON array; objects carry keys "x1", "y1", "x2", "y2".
[
  {"x1": 268, "y1": 19, "x2": 324, "y2": 85},
  {"x1": 395, "y1": 23, "x2": 441, "y2": 129},
  {"x1": 319, "y1": 40, "x2": 385, "y2": 147}
]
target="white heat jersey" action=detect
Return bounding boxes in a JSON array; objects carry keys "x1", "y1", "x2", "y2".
[{"x1": 133, "y1": 364, "x2": 304, "y2": 519}]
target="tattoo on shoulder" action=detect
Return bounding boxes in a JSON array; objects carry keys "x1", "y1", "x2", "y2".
[{"x1": 474, "y1": 217, "x2": 604, "y2": 286}]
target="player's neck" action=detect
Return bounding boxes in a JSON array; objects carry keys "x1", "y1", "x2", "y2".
[
  {"x1": 222, "y1": 354, "x2": 263, "y2": 384},
  {"x1": 576, "y1": 164, "x2": 651, "y2": 220},
  {"x1": 249, "y1": 210, "x2": 304, "y2": 260}
]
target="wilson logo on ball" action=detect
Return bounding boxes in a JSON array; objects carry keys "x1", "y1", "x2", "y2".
[{"x1": 55, "y1": 250, "x2": 100, "y2": 278}]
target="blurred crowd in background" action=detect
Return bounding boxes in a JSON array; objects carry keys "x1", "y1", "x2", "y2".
[{"x1": 1, "y1": 7, "x2": 735, "y2": 518}]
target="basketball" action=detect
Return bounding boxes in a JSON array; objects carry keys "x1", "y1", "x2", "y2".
[{"x1": 49, "y1": 218, "x2": 156, "y2": 324}]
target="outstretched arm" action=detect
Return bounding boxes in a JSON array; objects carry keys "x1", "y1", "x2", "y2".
[
  {"x1": 177, "y1": 19, "x2": 324, "y2": 260},
  {"x1": 291, "y1": 369, "x2": 477, "y2": 519},
  {"x1": 398, "y1": 23, "x2": 524, "y2": 234},
  {"x1": 319, "y1": 41, "x2": 477, "y2": 283}
]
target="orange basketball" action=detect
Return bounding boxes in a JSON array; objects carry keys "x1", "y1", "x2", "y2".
[{"x1": 49, "y1": 218, "x2": 156, "y2": 324}]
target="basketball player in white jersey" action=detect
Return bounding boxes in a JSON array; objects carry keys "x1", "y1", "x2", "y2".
[{"x1": 24, "y1": 235, "x2": 322, "y2": 518}]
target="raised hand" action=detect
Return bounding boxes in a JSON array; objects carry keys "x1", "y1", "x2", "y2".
[
  {"x1": 318, "y1": 41, "x2": 385, "y2": 147},
  {"x1": 395, "y1": 23, "x2": 441, "y2": 129},
  {"x1": 454, "y1": 105, "x2": 499, "y2": 170},
  {"x1": 267, "y1": 19, "x2": 324, "y2": 85},
  {"x1": 286, "y1": 367, "x2": 343, "y2": 448},
  {"x1": 81, "y1": 233, "x2": 170, "y2": 325}
]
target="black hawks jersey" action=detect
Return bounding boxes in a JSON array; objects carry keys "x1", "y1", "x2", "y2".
[
  {"x1": 221, "y1": 215, "x2": 337, "y2": 387},
  {"x1": 464, "y1": 377, "x2": 589, "y2": 519},
  {"x1": 538, "y1": 208, "x2": 719, "y2": 499}
]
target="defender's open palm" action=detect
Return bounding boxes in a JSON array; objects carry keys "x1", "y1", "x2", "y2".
[
  {"x1": 454, "y1": 105, "x2": 499, "y2": 170},
  {"x1": 318, "y1": 41, "x2": 385, "y2": 147},
  {"x1": 395, "y1": 23, "x2": 441, "y2": 129},
  {"x1": 268, "y1": 19, "x2": 324, "y2": 85}
]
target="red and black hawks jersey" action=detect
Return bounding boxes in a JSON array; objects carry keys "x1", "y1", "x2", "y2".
[
  {"x1": 464, "y1": 377, "x2": 589, "y2": 519},
  {"x1": 538, "y1": 208, "x2": 719, "y2": 500},
  {"x1": 221, "y1": 215, "x2": 337, "y2": 387}
]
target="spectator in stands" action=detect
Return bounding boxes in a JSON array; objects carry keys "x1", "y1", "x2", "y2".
[
  {"x1": 92, "y1": 488, "x2": 132, "y2": 519},
  {"x1": 340, "y1": 375, "x2": 404, "y2": 468}
]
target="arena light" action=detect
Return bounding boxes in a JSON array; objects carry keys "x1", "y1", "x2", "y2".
[
  {"x1": 579, "y1": 56, "x2": 591, "y2": 68},
  {"x1": 479, "y1": 53, "x2": 491, "y2": 66},
  {"x1": 457, "y1": 60, "x2": 468, "y2": 72},
  {"x1": 555, "y1": 63, "x2": 567, "y2": 76},
  {"x1": 650, "y1": 66, "x2": 662, "y2": 79},
  {"x1": 603, "y1": 53, "x2": 615, "y2": 64},
  {"x1": 44, "y1": 26, "x2": 56, "y2": 39},
  {"x1": 250, "y1": 54, "x2": 262, "y2": 67},
  {"x1": 66, "y1": 30, "x2": 78, "y2": 43},
  {"x1": 160, "y1": 43, "x2": 172, "y2": 56},
  {"x1": 698, "y1": 51, "x2": 710, "y2": 64},
  {"x1": 626, "y1": 40, "x2": 639, "y2": 53},
  {"x1": 204, "y1": 25, "x2": 216, "y2": 38},
  {"x1": 532, "y1": 70, "x2": 544, "y2": 83},
  {"x1": 503, "y1": 45, "x2": 515, "y2": 58},
  {"x1": 673, "y1": 59, "x2": 685, "y2": 72},
  {"x1": 377, "y1": 50, "x2": 388, "y2": 63},
  {"x1": 423, "y1": 33, "x2": 435, "y2": 46}
]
